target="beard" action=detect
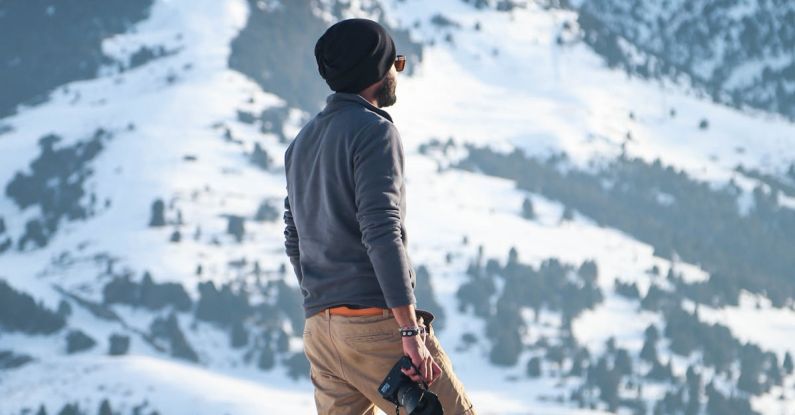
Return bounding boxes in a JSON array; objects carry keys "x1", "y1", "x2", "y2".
[{"x1": 374, "y1": 72, "x2": 397, "y2": 107}]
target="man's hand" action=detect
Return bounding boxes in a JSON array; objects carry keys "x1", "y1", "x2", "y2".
[
  {"x1": 391, "y1": 303, "x2": 441, "y2": 385},
  {"x1": 400, "y1": 333, "x2": 442, "y2": 385}
]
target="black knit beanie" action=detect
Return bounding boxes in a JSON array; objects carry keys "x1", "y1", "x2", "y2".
[{"x1": 314, "y1": 18, "x2": 396, "y2": 93}]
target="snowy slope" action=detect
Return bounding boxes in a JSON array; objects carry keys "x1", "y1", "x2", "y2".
[
  {"x1": 1, "y1": 0, "x2": 794, "y2": 415},
  {"x1": 1, "y1": 355, "x2": 315, "y2": 414},
  {"x1": 0, "y1": 0, "x2": 317, "y2": 413}
]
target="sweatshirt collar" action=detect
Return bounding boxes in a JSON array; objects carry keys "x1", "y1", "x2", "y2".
[{"x1": 324, "y1": 92, "x2": 394, "y2": 123}]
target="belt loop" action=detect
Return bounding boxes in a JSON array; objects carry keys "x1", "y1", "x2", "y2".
[
  {"x1": 383, "y1": 308, "x2": 389, "y2": 317},
  {"x1": 324, "y1": 308, "x2": 330, "y2": 318}
]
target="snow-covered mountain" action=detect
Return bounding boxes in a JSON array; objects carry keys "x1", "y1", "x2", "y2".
[
  {"x1": 565, "y1": 0, "x2": 795, "y2": 121},
  {"x1": 2, "y1": 1, "x2": 795, "y2": 414}
]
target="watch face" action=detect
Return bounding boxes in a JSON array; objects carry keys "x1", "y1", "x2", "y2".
[{"x1": 400, "y1": 327, "x2": 420, "y2": 336}]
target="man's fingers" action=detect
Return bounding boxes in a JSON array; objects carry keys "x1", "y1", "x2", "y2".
[
  {"x1": 402, "y1": 359, "x2": 439, "y2": 384},
  {"x1": 431, "y1": 361, "x2": 442, "y2": 383},
  {"x1": 427, "y1": 358, "x2": 438, "y2": 383},
  {"x1": 403, "y1": 365, "x2": 421, "y2": 377},
  {"x1": 401, "y1": 367, "x2": 421, "y2": 382},
  {"x1": 419, "y1": 360, "x2": 428, "y2": 382}
]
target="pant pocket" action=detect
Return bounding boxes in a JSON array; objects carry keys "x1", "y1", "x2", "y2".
[
  {"x1": 415, "y1": 308, "x2": 437, "y2": 337},
  {"x1": 339, "y1": 320, "x2": 402, "y2": 354}
]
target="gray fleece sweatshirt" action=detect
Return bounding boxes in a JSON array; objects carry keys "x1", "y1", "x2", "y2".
[{"x1": 283, "y1": 92, "x2": 416, "y2": 318}]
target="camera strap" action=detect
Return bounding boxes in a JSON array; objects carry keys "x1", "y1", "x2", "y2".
[{"x1": 404, "y1": 357, "x2": 430, "y2": 390}]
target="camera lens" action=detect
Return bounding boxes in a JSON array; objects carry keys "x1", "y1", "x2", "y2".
[{"x1": 397, "y1": 384, "x2": 425, "y2": 413}]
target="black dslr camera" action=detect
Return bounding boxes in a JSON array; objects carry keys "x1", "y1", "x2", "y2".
[{"x1": 378, "y1": 355, "x2": 443, "y2": 415}]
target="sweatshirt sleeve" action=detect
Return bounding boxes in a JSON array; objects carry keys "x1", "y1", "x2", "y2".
[
  {"x1": 283, "y1": 140, "x2": 303, "y2": 285},
  {"x1": 352, "y1": 120, "x2": 416, "y2": 308},
  {"x1": 283, "y1": 194, "x2": 303, "y2": 285}
]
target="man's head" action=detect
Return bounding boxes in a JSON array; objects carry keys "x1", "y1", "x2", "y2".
[{"x1": 314, "y1": 18, "x2": 400, "y2": 107}]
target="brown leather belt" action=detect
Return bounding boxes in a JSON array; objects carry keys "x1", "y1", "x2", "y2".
[{"x1": 326, "y1": 305, "x2": 392, "y2": 316}]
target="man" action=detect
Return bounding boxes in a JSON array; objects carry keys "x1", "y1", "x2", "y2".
[{"x1": 283, "y1": 18, "x2": 477, "y2": 415}]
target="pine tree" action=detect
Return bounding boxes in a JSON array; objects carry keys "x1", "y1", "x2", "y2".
[
  {"x1": 568, "y1": 353, "x2": 584, "y2": 377},
  {"x1": 605, "y1": 337, "x2": 616, "y2": 355},
  {"x1": 640, "y1": 336, "x2": 658, "y2": 363},
  {"x1": 526, "y1": 356, "x2": 542, "y2": 377},
  {"x1": 226, "y1": 215, "x2": 245, "y2": 242},
  {"x1": 647, "y1": 359, "x2": 674, "y2": 381},
  {"x1": 230, "y1": 320, "x2": 248, "y2": 349},
  {"x1": 578, "y1": 260, "x2": 598, "y2": 283},
  {"x1": 644, "y1": 324, "x2": 659, "y2": 343},
  {"x1": 275, "y1": 328, "x2": 290, "y2": 353},
  {"x1": 767, "y1": 353, "x2": 783, "y2": 386},
  {"x1": 66, "y1": 329, "x2": 96, "y2": 354},
  {"x1": 108, "y1": 333, "x2": 130, "y2": 355},
  {"x1": 590, "y1": 356, "x2": 620, "y2": 412},
  {"x1": 56, "y1": 299, "x2": 72, "y2": 318},
  {"x1": 257, "y1": 343, "x2": 274, "y2": 370},
  {"x1": 148, "y1": 199, "x2": 166, "y2": 227},
  {"x1": 57, "y1": 402, "x2": 80, "y2": 415},
  {"x1": 737, "y1": 354, "x2": 763, "y2": 395},
  {"x1": 254, "y1": 199, "x2": 278, "y2": 222},
  {"x1": 685, "y1": 365, "x2": 701, "y2": 415},
  {"x1": 546, "y1": 345, "x2": 565, "y2": 368},
  {"x1": 0, "y1": 279, "x2": 65, "y2": 334},
  {"x1": 615, "y1": 348, "x2": 633, "y2": 376},
  {"x1": 521, "y1": 197, "x2": 536, "y2": 220},
  {"x1": 98, "y1": 399, "x2": 112, "y2": 415},
  {"x1": 284, "y1": 351, "x2": 310, "y2": 380},
  {"x1": 784, "y1": 352, "x2": 794, "y2": 375},
  {"x1": 489, "y1": 329, "x2": 522, "y2": 366},
  {"x1": 507, "y1": 246, "x2": 519, "y2": 266},
  {"x1": 149, "y1": 311, "x2": 198, "y2": 362},
  {"x1": 250, "y1": 142, "x2": 271, "y2": 170}
]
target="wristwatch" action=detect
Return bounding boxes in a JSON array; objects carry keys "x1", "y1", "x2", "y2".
[{"x1": 398, "y1": 325, "x2": 426, "y2": 337}]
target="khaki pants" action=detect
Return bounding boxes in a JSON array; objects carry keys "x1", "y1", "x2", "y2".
[{"x1": 302, "y1": 308, "x2": 477, "y2": 415}]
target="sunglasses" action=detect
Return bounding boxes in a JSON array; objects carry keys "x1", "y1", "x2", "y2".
[{"x1": 394, "y1": 54, "x2": 406, "y2": 72}]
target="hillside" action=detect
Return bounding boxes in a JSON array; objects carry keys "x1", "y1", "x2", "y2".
[{"x1": 1, "y1": 1, "x2": 794, "y2": 414}]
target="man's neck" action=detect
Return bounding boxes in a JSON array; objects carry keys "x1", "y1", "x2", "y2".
[{"x1": 357, "y1": 93, "x2": 379, "y2": 108}]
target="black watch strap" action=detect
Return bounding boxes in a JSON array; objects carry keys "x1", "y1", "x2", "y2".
[{"x1": 398, "y1": 326, "x2": 426, "y2": 337}]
